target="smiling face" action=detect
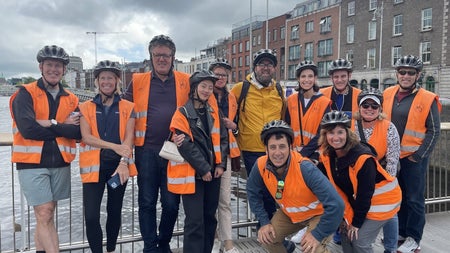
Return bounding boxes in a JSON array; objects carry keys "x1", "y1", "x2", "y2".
[
  {"x1": 98, "y1": 71, "x2": 118, "y2": 96},
  {"x1": 266, "y1": 134, "x2": 290, "y2": 167},
  {"x1": 254, "y1": 59, "x2": 276, "y2": 86},
  {"x1": 331, "y1": 70, "x2": 351, "y2": 93},
  {"x1": 326, "y1": 125, "x2": 347, "y2": 150},
  {"x1": 39, "y1": 59, "x2": 65, "y2": 85},
  {"x1": 298, "y1": 68, "x2": 317, "y2": 91},
  {"x1": 151, "y1": 45, "x2": 173, "y2": 77},
  {"x1": 195, "y1": 80, "x2": 214, "y2": 101},
  {"x1": 359, "y1": 98, "x2": 381, "y2": 122},
  {"x1": 396, "y1": 67, "x2": 420, "y2": 92},
  {"x1": 212, "y1": 66, "x2": 229, "y2": 90}
]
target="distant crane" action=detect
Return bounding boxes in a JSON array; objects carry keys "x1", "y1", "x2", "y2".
[{"x1": 86, "y1": 31, "x2": 126, "y2": 65}]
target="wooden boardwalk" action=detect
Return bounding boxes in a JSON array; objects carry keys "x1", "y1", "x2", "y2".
[{"x1": 174, "y1": 211, "x2": 450, "y2": 253}]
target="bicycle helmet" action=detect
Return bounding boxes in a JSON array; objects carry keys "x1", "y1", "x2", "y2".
[
  {"x1": 209, "y1": 58, "x2": 232, "y2": 71},
  {"x1": 295, "y1": 60, "x2": 318, "y2": 77},
  {"x1": 358, "y1": 87, "x2": 383, "y2": 105},
  {"x1": 253, "y1": 49, "x2": 277, "y2": 68},
  {"x1": 36, "y1": 45, "x2": 70, "y2": 65},
  {"x1": 320, "y1": 111, "x2": 351, "y2": 128},
  {"x1": 260, "y1": 120, "x2": 294, "y2": 145},
  {"x1": 394, "y1": 55, "x2": 423, "y2": 71},
  {"x1": 93, "y1": 60, "x2": 121, "y2": 78},
  {"x1": 328, "y1": 58, "x2": 352, "y2": 75},
  {"x1": 148, "y1": 34, "x2": 176, "y2": 55}
]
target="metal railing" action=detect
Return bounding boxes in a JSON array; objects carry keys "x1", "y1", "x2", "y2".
[{"x1": 1, "y1": 123, "x2": 449, "y2": 252}]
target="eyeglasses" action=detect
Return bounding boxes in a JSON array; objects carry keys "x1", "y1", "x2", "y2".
[
  {"x1": 275, "y1": 180, "x2": 284, "y2": 199},
  {"x1": 397, "y1": 70, "x2": 417, "y2": 76},
  {"x1": 152, "y1": 53, "x2": 172, "y2": 60},
  {"x1": 361, "y1": 103, "x2": 380, "y2": 110},
  {"x1": 256, "y1": 63, "x2": 274, "y2": 68},
  {"x1": 214, "y1": 73, "x2": 228, "y2": 79}
]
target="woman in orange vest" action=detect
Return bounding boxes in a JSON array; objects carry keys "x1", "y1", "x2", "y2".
[
  {"x1": 318, "y1": 111, "x2": 401, "y2": 253},
  {"x1": 285, "y1": 60, "x2": 331, "y2": 163},
  {"x1": 354, "y1": 88, "x2": 401, "y2": 253},
  {"x1": 168, "y1": 69, "x2": 228, "y2": 253},
  {"x1": 79, "y1": 60, "x2": 137, "y2": 253}
]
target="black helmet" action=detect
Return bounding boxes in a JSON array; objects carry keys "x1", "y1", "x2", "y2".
[
  {"x1": 93, "y1": 60, "x2": 121, "y2": 78},
  {"x1": 190, "y1": 69, "x2": 218, "y2": 87},
  {"x1": 394, "y1": 55, "x2": 423, "y2": 71},
  {"x1": 260, "y1": 120, "x2": 294, "y2": 145},
  {"x1": 358, "y1": 87, "x2": 383, "y2": 105},
  {"x1": 148, "y1": 34, "x2": 176, "y2": 55},
  {"x1": 209, "y1": 58, "x2": 232, "y2": 71},
  {"x1": 253, "y1": 49, "x2": 277, "y2": 68},
  {"x1": 321, "y1": 111, "x2": 351, "y2": 128},
  {"x1": 296, "y1": 60, "x2": 318, "y2": 77},
  {"x1": 36, "y1": 45, "x2": 70, "y2": 65},
  {"x1": 328, "y1": 58, "x2": 352, "y2": 75}
]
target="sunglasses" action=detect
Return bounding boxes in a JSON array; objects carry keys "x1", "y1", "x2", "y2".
[
  {"x1": 398, "y1": 70, "x2": 417, "y2": 76},
  {"x1": 361, "y1": 103, "x2": 380, "y2": 110},
  {"x1": 275, "y1": 180, "x2": 284, "y2": 199}
]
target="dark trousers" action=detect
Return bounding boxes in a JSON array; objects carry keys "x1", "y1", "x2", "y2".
[
  {"x1": 135, "y1": 146, "x2": 180, "y2": 253},
  {"x1": 182, "y1": 177, "x2": 221, "y2": 253},
  {"x1": 83, "y1": 167, "x2": 127, "y2": 253}
]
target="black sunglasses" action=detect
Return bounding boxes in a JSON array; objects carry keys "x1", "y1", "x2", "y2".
[
  {"x1": 398, "y1": 70, "x2": 417, "y2": 76},
  {"x1": 361, "y1": 103, "x2": 380, "y2": 110},
  {"x1": 275, "y1": 180, "x2": 284, "y2": 199}
]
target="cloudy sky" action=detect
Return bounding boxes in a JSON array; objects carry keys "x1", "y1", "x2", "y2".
[{"x1": 0, "y1": 0, "x2": 303, "y2": 79}]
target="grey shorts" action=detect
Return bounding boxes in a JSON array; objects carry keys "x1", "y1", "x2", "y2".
[{"x1": 18, "y1": 166, "x2": 71, "y2": 206}]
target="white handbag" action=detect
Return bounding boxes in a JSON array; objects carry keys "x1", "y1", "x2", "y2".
[{"x1": 159, "y1": 139, "x2": 185, "y2": 163}]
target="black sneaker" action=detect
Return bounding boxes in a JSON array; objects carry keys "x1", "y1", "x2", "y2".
[{"x1": 283, "y1": 240, "x2": 296, "y2": 253}]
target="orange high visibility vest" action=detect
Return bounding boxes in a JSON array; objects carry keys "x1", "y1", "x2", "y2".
[
  {"x1": 257, "y1": 152, "x2": 324, "y2": 223},
  {"x1": 364, "y1": 119, "x2": 390, "y2": 161},
  {"x1": 131, "y1": 71, "x2": 190, "y2": 146},
  {"x1": 383, "y1": 86, "x2": 441, "y2": 158},
  {"x1": 287, "y1": 93, "x2": 330, "y2": 148},
  {"x1": 167, "y1": 100, "x2": 222, "y2": 194},
  {"x1": 227, "y1": 93, "x2": 240, "y2": 158},
  {"x1": 321, "y1": 86, "x2": 360, "y2": 130},
  {"x1": 321, "y1": 154, "x2": 401, "y2": 225},
  {"x1": 79, "y1": 99, "x2": 137, "y2": 183},
  {"x1": 10, "y1": 82, "x2": 78, "y2": 164}
]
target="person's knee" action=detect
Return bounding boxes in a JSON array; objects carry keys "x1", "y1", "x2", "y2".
[{"x1": 34, "y1": 203, "x2": 56, "y2": 223}]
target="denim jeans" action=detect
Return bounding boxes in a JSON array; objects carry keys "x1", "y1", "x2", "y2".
[
  {"x1": 135, "y1": 146, "x2": 180, "y2": 253},
  {"x1": 341, "y1": 219, "x2": 387, "y2": 253},
  {"x1": 382, "y1": 215, "x2": 398, "y2": 252},
  {"x1": 398, "y1": 157, "x2": 428, "y2": 243}
]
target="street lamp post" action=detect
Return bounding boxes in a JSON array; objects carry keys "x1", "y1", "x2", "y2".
[{"x1": 372, "y1": 1, "x2": 384, "y2": 90}]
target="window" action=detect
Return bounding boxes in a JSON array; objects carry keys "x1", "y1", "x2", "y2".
[
  {"x1": 257, "y1": 35, "x2": 261, "y2": 45},
  {"x1": 252, "y1": 36, "x2": 256, "y2": 46},
  {"x1": 304, "y1": 42, "x2": 313, "y2": 60},
  {"x1": 239, "y1": 57, "x2": 242, "y2": 67},
  {"x1": 422, "y1": 8, "x2": 432, "y2": 30},
  {"x1": 305, "y1": 21, "x2": 314, "y2": 33},
  {"x1": 320, "y1": 16, "x2": 331, "y2": 33},
  {"x1": 393, "y1": 15, "x2": 403, "y2": 35},
  {"x1": 347, "y1": 25, "x2": 355, "y2": 43},
  {"x1": 232, "y1": 58, "x2": 236, "y2": 67},
  {"x1": 368, "y1": 21, "x2": 377, "y2": 40},
  {"x1": 289, "y1": 45, "x2": 301, "y2": 61},
  {"x1": 273, "y1": 29, "x2": 278, "y2": 41},
  {"x1": 394, "y1": 0, "x2": 403, "y2": 3},
  {"x1": 288, "y1": 64, "x2": 297, "y2": 80},
  {"x1": 420, "y1": 42, "x2": 431, "y2": 63},
  {"x1": 318, "y1": 61, "x2": 332, "y2": 77},
  {"x1": 291, "y1": 25, "x2": 299, "y2": 40},
  {"x1": 246, "y1": 41, "x2": 250, "y2": 51},
  {"x1": 369, "y1": 0, "x2": 378, "y2": 10},
  {"x1": 245, "y1": 55, "x2": 250, "y2": 66},
  {"x1": 348, "y1": 1, "x2": 355, "y2": 16},
  {"x1": 318, "y1": 39, "x2": 333, "y2": 57},
  {"x1": 346, "y1": 50, "x2": 354, "y2": 65},
  {"x1": 239, "y1": 43, "x2": 242, "y2": 53},
  {"x1": 232, "y1": 44, "x2": 236, "y2": 54},
  {"x1": 367, "y1": 48, "x2": 376, "y2": 69},
  {"x1": 281, "y1": 26, "x2": 286, "y2": 39},
  {"x1": 392, "y1": 46, "x2": 402, "y2": 66}
]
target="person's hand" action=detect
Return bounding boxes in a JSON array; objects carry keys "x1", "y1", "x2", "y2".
[
  {"x1": 114, "y1": 163, "x2": 130, "y2": 184},
  {"x1": 222, "y1": 117, "x2": 237, "y2": 130},
  {"x1": 173, "y1": 133, "x2": 185, "y2": 147},
  {"x1": 202, "y1": 171, "x2": 212, "y2": 181},
  {"x1": 408, "y1": 156, "x2": 417, "y2": 163},
  {"x1": 113, "y1": 144, "x2": 132, "y2": 158},
  {"x1": 257, "y1": 224, "x2": 276, "y2": 245},
  {"x1": 346, "y1": 224, "x2": 359, "y2": 241},
  {"x1": 36, "y1": 119, "x2": 52, "y2": 127},
  {"x1": 300, "y1": 231, "x2": 320, "y2": 252},
  {"x1": 64, "y1": 113, "x2": 80, "y2": 125},
  {"x1": 214, "y1": 166, "x2": 224, "y2": 178}
]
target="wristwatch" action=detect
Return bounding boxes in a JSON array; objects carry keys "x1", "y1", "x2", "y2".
[{"x1": 50, "y1": 119, "x2": 58, "y2": 126}]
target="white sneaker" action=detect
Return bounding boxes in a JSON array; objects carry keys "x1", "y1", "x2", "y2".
[
  {"x1": 212, "y1": 239, "x2": 221, "y2": 253},
  {"x1": 397, "y1": 237, "x2": 420, "y2": 252},
  {"x1": 290, "y1": 227, "x2": 308, "y2": 244},
  {"x1": 224, "y1": 247, "x2": 240, "y2": 253}
]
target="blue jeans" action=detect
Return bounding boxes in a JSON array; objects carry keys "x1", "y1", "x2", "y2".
[
  {"x1": 135, "y1": 146, "x2": 180, "y2": 253},
  {"x1": 398, "y1": 157, "x2": 428, "y2": 243},
  {"x1": 382, "y1": 215, "x2": 398, "y2": 252}
]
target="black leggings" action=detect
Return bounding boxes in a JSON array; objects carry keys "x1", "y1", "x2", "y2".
[{"x1": 83, "y1": 168, "x2": 127, "y2": 253}]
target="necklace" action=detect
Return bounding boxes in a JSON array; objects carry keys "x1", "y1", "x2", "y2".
[{"x1": 196, "y1": 107, "x2": 206, "y2": 115}]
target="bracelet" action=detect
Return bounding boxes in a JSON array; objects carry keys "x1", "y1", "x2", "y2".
[
  {"x1": 120, "y1": 157, "x2": 129, "y2": 165},
  {"x1": 119, "y1": 161, "x2": 128, "y2": 166}
]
